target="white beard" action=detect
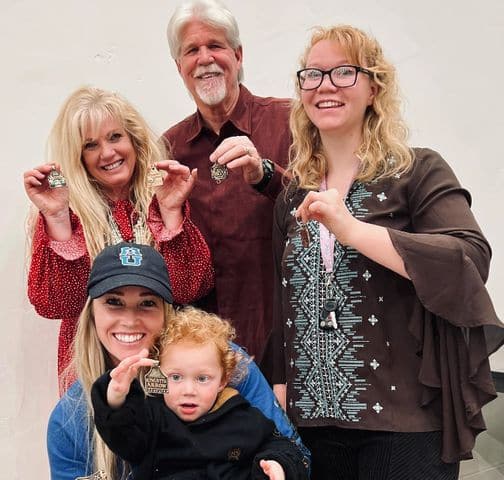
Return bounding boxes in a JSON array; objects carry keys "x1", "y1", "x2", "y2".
[{"x1": 195, "y1": 76, "x2": 227, "y2": 106}]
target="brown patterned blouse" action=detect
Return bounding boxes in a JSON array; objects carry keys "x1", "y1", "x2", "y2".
[{"x1": 270, "y1": 148, "x2": 503, "y2": 462}]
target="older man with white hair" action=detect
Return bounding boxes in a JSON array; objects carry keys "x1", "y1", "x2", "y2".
[{"x1": 163, "y1": 0, "x2": 290, "y2": 368}]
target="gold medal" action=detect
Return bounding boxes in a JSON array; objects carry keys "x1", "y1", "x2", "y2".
[
  {"x1": 210, "y1": 162, "x2": 228, "y2": 184},
  {"x1": 144, "y1": 360, "x2": 169, "y2": 394},
  {"x1": 47, "y1": 166, "x2": 67, "y2": 189},
  {"x1": 147, "y1": 165, "x2": 164, "y2": 187}
]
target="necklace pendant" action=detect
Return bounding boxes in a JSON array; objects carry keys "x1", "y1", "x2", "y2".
[
  {"x1": 210, "y1": 162, "x2": 229, "y2": 184},
  {"x1": 147, "y1": 165, "x2": 164, "y2": 187},
  {"x1": 144, "y1": 361, "x2": 169, "y2": 394},
  {"x1": 47, "y1": 167, "x2": 67, "y2": 189}
]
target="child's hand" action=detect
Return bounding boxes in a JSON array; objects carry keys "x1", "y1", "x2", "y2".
[
  {"x1": 259, "y1": 459, "x2": 285, "y2": 480},
  {"x1": 107, "y1": 349, "x2": 156, "y2": 408}
]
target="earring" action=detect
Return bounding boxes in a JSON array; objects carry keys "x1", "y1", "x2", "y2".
[{"x1": 144, "y1": 345, "x2": 169, "y2": 395}]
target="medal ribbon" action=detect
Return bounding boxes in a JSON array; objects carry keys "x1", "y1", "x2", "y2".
[{"x1": 319, "y1": 177, "x2": 335, "y2": 275}]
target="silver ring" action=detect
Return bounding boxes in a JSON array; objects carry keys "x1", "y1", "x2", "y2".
[{"x1": 244, "y1": 146, "x2": 251, "y2": 156}]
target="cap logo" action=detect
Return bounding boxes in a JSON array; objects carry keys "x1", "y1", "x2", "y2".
[{"x1": 119, "y1": 246, "x2": 143, "y2": 267}]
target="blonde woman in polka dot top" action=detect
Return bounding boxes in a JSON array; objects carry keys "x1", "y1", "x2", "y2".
[{"x1": 23, "y1": 86, "x2": 214, "y2": 393}]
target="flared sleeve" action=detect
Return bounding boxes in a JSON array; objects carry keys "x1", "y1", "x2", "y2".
[
  {"x1": 388, "y1": 148, "x2": 504, "y2": 462},
  {"x1": 148, "y1": 197, "x2": 214, "y2": 305}
]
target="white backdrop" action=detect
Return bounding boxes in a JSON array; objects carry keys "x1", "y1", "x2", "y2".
[{"x1": 2, "y1": 0, "x2": 503, "y2": 477}]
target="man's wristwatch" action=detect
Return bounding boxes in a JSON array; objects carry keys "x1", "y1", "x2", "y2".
[{"x1": 252, "y1": 158, "x2": 275, "y2": 192}]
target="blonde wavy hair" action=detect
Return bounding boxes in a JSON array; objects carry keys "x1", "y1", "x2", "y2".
[
  {"x1": 159, "y1": 306, "x2": 246, "y2": 385},
  {"x1": 29, "y1": 86, "x2": 167, "y2": 259},
  {"x1": 289, "y1": 25, "x2": 413, "y2": 189},
  {"x1": 70, "y1": 297, "x2": 175, "y2": 479}
]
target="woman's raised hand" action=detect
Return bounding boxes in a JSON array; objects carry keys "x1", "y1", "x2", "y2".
[
  {"x1": 154, "y1": 160, "x2": 197, "y2": 231},
  {"x1": 296, "y1": 188, "x2": 359, "y2": 246},
  {"x1": 23, "y1": 163, "x2": 69, "y2": 219},
  {"x1": 155, "y1": 160, "x2": 197, "y2": 210}
]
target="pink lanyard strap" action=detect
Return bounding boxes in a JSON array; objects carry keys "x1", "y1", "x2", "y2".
[{"x1": 319, "y1": 177, "x2": 335, "y2": 275}]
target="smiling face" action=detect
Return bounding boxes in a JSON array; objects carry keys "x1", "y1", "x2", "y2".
[
  {"x1": 176, "y1": 20, "x2": 242, "y2": 110},
  {"x1": 161, "y1": 340, "x2": 226, "y2": 422},
  {"x1": 93, "y1": 286, "x2": 165, "y2": 365},
  {"x1": 301, "y1": 39, "x2": 376, "y2": 138},
  {"x1": 81, "y1": 116, "x2": 137, "y2": 201}
]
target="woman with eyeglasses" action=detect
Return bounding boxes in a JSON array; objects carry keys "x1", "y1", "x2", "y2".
[{"x1": 268, "y1": 24, "x2": 503, "y2": 479}]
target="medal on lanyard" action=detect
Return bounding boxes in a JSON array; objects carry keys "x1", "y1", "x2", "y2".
[{"x1": 318, "y1": 176, "x2": 340, "y2": 330}]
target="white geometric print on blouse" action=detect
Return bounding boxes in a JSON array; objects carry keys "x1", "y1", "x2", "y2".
[
  {"x1": 390, "y1": 385, "x2": 396, "y2": 391},
  {"x1": 282, "y1": 277, "x2": 287, "y2": 287},
  {"x1": 377, "y1": 192, "x2": 387, "y2": 202},
  {"x1": 393, "y1": 173, "x2": 401, "y2": 179},
  {"x1": 363, "y1": 270, "x2": 372, "y2": 281},
  {"x1": 286, "y1": 318, "x2": 292, "y2": 328},
  {"x1": 368, "y1": 314, "x2": 378, "y2": 326},
  {"x1": 373, "y1": 402, "x2": 384, "y2": 413},
  {"x1": 370, "y1": 359, "x2": 380, "y2": 370},
  {"x1": 286, "y1": 182, "x2": 373, "y2": 423},
  {"x1": 378, "y1": 296, "x2": 384, "y2": 302},
  {"x1": 386, "y1": 341, "x2": 390, "y2": 347}
]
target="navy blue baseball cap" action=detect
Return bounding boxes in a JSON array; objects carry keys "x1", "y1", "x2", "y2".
[{"x1": 87, "y1": 242, "x2": 173, "y2": 304}]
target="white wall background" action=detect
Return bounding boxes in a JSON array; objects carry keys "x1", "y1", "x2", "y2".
[{"x1": 2, "y1": 0, "x2": 503, "y2": 477}]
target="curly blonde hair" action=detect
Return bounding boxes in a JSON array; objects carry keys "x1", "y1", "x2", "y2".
[
  {"x1": 289, "y1": 25, "x2": 413, "y2": 189},
  {"x1": 30, "y1": 86, "x2": 167, "y2": 259},
  {"x1": 159, "y1": 306, "x2": 245, "y2": 384}
]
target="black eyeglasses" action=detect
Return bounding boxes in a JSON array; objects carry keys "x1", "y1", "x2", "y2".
[{"x1": 297, "y1": 65, "x2": 372, "y2": 91}]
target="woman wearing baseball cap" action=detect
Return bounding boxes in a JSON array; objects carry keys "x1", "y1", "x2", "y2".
[{"x1": 47, "y1": 242, "x2": 309, "y2": 480}]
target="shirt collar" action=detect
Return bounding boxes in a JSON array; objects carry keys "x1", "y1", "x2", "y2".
[{"x1": 185, "y1": 84, "x2": 253, "y2": 142}]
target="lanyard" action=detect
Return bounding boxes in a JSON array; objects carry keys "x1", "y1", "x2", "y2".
[
  {"x1": 319, "y1": 177, "x2": 336, "y2": 276},
  {"x1": 318, "y1": 177, "x2": 338, "y2": 329}
]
